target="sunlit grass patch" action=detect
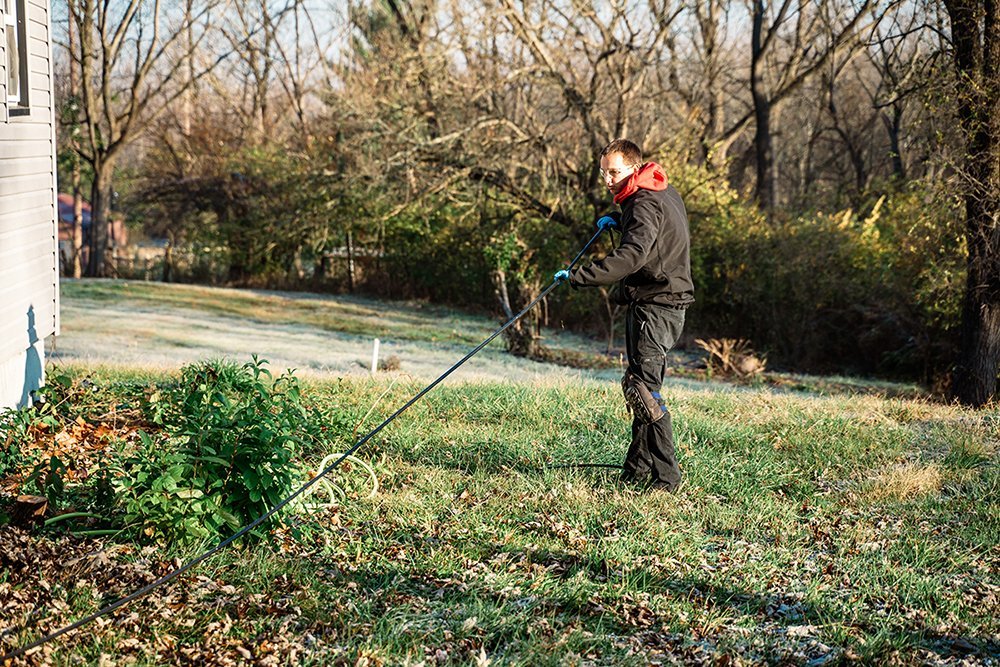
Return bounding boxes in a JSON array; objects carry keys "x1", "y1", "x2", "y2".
[
  {"x1": 856, "y1": 463, "x2": 944, "y2": 502},
  {"x1": 943, "y1": 424, "x2": 997, "y2": 470}
]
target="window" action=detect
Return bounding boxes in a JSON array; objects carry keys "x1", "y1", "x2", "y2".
[{"x1": 3, "y1": 0, "x2": 27, "y2": 107}]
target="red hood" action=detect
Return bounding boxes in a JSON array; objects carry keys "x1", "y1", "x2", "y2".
[{"x1": 614, "y1": 162, "x2": 668, "y2": 205}]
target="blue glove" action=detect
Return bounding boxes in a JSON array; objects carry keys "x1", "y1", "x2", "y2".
[
  {"x1": 596, "y1": 215, "x2": 618, "y2": 231},
  {"x1": 553, "y1": 269, "x2": 570, "y2": 283}
]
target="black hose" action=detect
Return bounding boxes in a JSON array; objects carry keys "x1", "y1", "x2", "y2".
[
  {"x1": 0, "y1": 229, "x2": 606, "y2": 661},
  {"x1": 544, "y1": 463, "x2": 623, "y2": 471}
]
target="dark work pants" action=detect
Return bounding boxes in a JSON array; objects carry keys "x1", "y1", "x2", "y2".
[{"x1": 623, "y1": 302, "x2": 685, "y2": 489}]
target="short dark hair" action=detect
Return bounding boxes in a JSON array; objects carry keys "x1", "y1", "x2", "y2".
[{"x1": 601, "y1": 139, "x2": 642, "y2": 165}]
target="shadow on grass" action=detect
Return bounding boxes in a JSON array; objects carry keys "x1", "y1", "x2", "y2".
[{"x1": 302, "y1": 545, "x2": 999, "y2": 665}]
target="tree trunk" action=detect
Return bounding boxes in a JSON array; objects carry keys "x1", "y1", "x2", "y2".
[
  {"x1": 315, "y1": 253, "x2": 329, "y2": 282},
  {"x1": 226, "y1": 218, "x2": 250, "y2": 284},
  {"x1": 707, "y1": 85, "x2": 727, "y2": 168},
  {"x1": 945, "y1": 0, "x2": 1000, "y2": 406},
  {"x1": 72, "y1": 179, "x2": 84, "y2": 279},
  {"x1": 491, "y1": 268, "x2": 540, "y2": 358},
  {"x1": 163, "y1": 238, "x2": 174, "y2": 282},
  {"x1": 955, "y1": 217, "x2": 1000, "y2": 405},
  {"x1": 829, "y1": 72, "x2": 869, "y2": 198},
  {"x1": 751, "y1": 0, "x2": 776, "y2": 211},
  {"x1": 183, "y1": 16, "x2": 194, "y2": 136},
  {"x1": 86, "y1": 165, "x2": 113, "y2": 278},
  {"x1": 598, "y1": 286, "x2": 622, "y2": 354},
  {"x1": 68, "y1": 14, "x2": 83, "y2": 279},
  {"x1": 13, "y1": 495, "x2": 48, "y2": 526},
  {"x1": 697, "y1": 0, "x2": 727, "y2": 169},
  {"x1": 884, "y1": 104, "x2": 905, "y2": 181},
  {"x1": 752, "y1": 95, "x2": 775, "y2": 211},
  {"x1": 346, "y1": 228, "x2": 356, "y2": 292}
]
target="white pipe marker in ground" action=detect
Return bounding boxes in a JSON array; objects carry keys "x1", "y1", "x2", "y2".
[{"x1": 371, "y1": 338, "x2": 380, "y2": 373}]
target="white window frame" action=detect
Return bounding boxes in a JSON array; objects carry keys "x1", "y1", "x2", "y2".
[{"x1": 3, "y1": 0, "x2": 27, "y2": 107}]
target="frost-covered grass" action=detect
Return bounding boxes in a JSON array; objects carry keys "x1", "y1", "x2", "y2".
[
  {"x1": 54, "y1": 279, "x2": 622, "y2": 382},
  {"x1": 60, "y1": 279, "x2": 499, "y2": 346}
]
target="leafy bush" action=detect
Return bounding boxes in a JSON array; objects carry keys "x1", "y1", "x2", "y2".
[
  {"x1": 117, "y1": 358, "x2": 317, "y2": 545},
  {"x1": 679, "y1": 166, "x2": 965, "y2": 378},
  {"x1": 378, "y1": 203, "x2": 493, "y2": 306}
]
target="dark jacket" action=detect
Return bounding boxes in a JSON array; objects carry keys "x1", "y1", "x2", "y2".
[{"x1": 569, "y1": 184, "x2": 694, "y2": 306}]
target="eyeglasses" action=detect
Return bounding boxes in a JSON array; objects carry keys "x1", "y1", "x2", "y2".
[{"x1": 600, "y1": 165, "x2": 638, "y2": 180}]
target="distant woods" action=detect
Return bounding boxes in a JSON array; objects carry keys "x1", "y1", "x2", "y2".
[{"x1": 52, "y1": 0, "x2": 999, "y2": 405}]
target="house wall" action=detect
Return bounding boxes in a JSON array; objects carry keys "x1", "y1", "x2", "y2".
[{"x1": 0, "y1": 0, "x2": 59, "y2": 410}]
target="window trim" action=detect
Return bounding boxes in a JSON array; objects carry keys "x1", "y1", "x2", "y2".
[{"x1": 3, "y1": 0, "x2": 28, "y2": 108}]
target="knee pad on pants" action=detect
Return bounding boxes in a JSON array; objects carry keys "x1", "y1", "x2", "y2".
[{"x1": 622, "y1": 370, "x2": 665, "y2": 424}]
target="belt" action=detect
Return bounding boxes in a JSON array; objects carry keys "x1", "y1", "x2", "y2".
[{"x1": 629, "y1": 296, "x2": 692, "y2": 310}]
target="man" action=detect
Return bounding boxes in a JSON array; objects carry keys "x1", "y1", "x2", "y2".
[{"x1": 557, "y1": 139, "x2": 694, "y2": 492}]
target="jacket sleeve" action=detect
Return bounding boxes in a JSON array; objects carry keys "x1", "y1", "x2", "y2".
[{"x1": 570, "y1": 198, "x2": 659, "y2": 287}]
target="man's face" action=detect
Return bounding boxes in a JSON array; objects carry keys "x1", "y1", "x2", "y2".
[{"x1": 600, "y1": 152, "x2": 638, "y2": 196}]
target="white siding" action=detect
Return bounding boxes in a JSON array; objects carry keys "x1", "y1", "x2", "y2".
[
  {"x1": 0, "y1": 138, "x2": 49, "y2": 158},
  {"x1": 0, "y1": 163, "x2": 54, "y2": 189},
  {"x1": 0, "y1": 7, "x2": 6, "y2": 124},
  {"x1": 0, "y1": 0, "x2": 58, "y2": 409}
]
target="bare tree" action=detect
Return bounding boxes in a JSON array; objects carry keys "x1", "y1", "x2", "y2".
[
  {"x1": 62, "y1": 0, "x2": 223, "y2": 277},
  {"x1": 865, "y1": 10, "x2": 932, "y2": 181},
  {"x1": 828, "y1": 60, "x2": 876, "y2": 195},
  {"x1": 269, "y1": 1, "x2": 333, "y2": 145},
  {"x1": 692, "y1": 0, "x2": 736, "y2": 168},
  {"x1": 338, "y1": 0, "x2": 688, "y2": 356},
  {"x1": 737, "y1": 0, "x2": 880, "y2": 209},
  {"x1": 213, "y1": 0, "x2": 314, "y2": 139},
  {"x1": 772, "y1": 6, "x2": 947, "y2": 209}
]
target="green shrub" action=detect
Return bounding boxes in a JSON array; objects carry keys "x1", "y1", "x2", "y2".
[
  {"x1": 377, "y1": 209, "x2": 476, "y2": 304},
  {"x1": 117, "y1": 358, "x2": 316, "y2": 545},
  {"x1": 679, "y1": 167, "x2": 965, "y2": 378}
]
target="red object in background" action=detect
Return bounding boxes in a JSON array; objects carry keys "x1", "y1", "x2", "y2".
[
  {"x1": 56, "y1": 193, "x2": 127, "y2": 246},
  {"x1": 56, "y1": 193, "x2": 128, "y2": 274}
]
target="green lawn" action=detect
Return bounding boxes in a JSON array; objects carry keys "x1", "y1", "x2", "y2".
[
  {"x1": 2, "y1": 362, "x2": 997, "y2": 665},
  {"x1": 0, "y1": 281, "x2": 1000, "y2": 666}
]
